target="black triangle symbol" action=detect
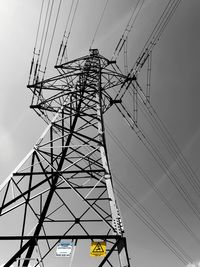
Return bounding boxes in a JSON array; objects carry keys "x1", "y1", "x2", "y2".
[{"x1": 92, "y1": 242, "x2": 104, "y2": 253}]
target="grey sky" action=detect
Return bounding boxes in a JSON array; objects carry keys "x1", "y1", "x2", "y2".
[{"x1": 0, "y1": 0, "x2": 200, "y2": 266}]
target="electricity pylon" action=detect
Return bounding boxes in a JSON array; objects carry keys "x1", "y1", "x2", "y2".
[{"x1": 0, "y1": 49, "x2": 130, "y2": 266}]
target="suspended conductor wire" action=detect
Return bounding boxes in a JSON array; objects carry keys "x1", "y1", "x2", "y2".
[
  {"x1": 123, "y1": 76, "x2": 200, "y2": 200},
  {"x1": 63, "y1": 0, "x2": 75, "y2": 36},
  {"x1": 38, "y1": 0, "x2": 55, "y2": 76},
  {"x1": 117, "y1": 193, "x2": 189, "y2": 265},
  {"x1": 34, "y1": 0, "x2": 45, "y2": 51},
  {"x1": 151, "y1": 107, "x2": 200, "y2": 192},
  {"x1": 114, "y1": 182, "x2": 192, "y2": 265},
  {"x1": 136, "y1": 93, "x2": 200, "y2": 196},
  {"x1": 114, "y1": 0, "x2": 182, "y2": 103},
  {"x1": 141, "y1": 0, "x2": 175, "y2": 51},
  {"x1": 90, "y1": 0, "x2": 109, "y2": 49},
  {"x1": 66, "y1": 0, "x2": 80, "y2": 40},
  {"x1": 148, "y1": 0, "x2": 182, "y2": 48},
  {"x1": 106, "y1": 124, "x2": 200, "y2": 248},
  {"x1": 115, "y1": 179, "x2": 193, "y2": 264},
  {"x1": 63, "y1": 0, "x2": 80, "y2": 60},
  {"x1": 37, "y1": 0, "x2": 50, "y2": 58},
  {"x1": 129, "y1": 0, "x2": 182, "y2": 76},
  {"x1": 30, "y1": 0, "x2": 52, "y2": 84},
  {"x1": 115, "y1": 49, "x2": 200, "y2": 201},
  {"x1": 140, "y1": 124, "x2": 200, "y2": 222},
  {"x1": 112, "y1": 0, "x2": 145, "y2": 60},
  {"x1": 56, "y1": 0, "x2": 74, "y2": 64},
  {"x1": 43, "y1": 0, "x2": 62, "y2": 79},
  {"x1": 28, "y1": 0, "x2": 45, "y2": 84},
  {"x1": 116, "y1": 101, "x2": 200, "y2": 223},
  {"x1": 58, "y1": 0, "x2": 80, "y2": 64}
]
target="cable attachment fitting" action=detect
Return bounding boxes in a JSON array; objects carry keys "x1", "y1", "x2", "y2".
[{"x1": 110, "y1": 99, "x2": 122, "y2": 106}]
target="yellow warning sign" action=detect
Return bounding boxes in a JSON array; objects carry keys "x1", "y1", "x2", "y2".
[{"x1": 90, "y1": 241, "x2": 106, "y2": 257}]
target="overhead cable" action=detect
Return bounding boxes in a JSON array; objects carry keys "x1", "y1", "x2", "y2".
[
  {"x1": 56, "y1": 0, "x2": 80, "y2": 65},
  {"x1": 106, "y1": 124, "x2": 200, "y2": 248},
  {"x1": 116, "y1": 188, "x2": 191, "y2": 265},
  {"x1": 129, "y1": 0, "x2": 182, "y2": 77},
  {"x1": 123, "y1": 77, "x2": 200, "y2": 201},
  {"x1": 38, "y1": 0, "x2": 55, "y2": 78},
  {"x1": 34, "y1": 0, "x2": 45, "y2": 51},
  {"x1": 56, "y1": 0, "x2": 74, "y2": 65},
  {"x1": 114, "y1": 0, "x2": 182, "y2": 100},
  {"x1": 42, "y1": 0, "x2": 63, "y2": 80},
  {"x1": 112, "y1": 0, "x2": 145, "y2": 60},
  {"x1": 136, "y1": 92, "x2": 200, "y2": 197},
  {"x1": 116, "y1": 178, "x2": 193, "y2": 264},
  {"x1": 114, "y1": 102, "x2": 200, "y2": 223},
  {"x1": 28, "y1": 0, "x2": 45, "y2": 84},
  {"x1": 90, "y1": 0, "x2": 109, "y2": 49},
  {"x1": 114, "y1": 48, "x2": 200, "y2": 202}
]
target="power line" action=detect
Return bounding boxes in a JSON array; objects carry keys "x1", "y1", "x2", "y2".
[
  {"x1": 121, "y1": 72, "x2": 200, "y2": 199},
  {"x1": 136, "y1": 92, "x2": 200, "y2": 197},
  {"x1": 56, "y1": 0, "x2": 80, "y2": 65},
  {"x1": 121, "y1": 76, "x2": 200, "y2": 204},
  {"x1": 56, "y1": 0, "x2": 75, "y2": 65},
  {"x1": 42, "y1": 0, "x2": 62, "y2": 79},
  {"x1": 112, "y1": 0, "x2": 145, "y2": 60},
  {"x1": 114, "y1": 101, "x2": 200, "y2": 223},
  {"x1": 106, "y1": 123, "x2": 200, "y2": 248},
  {"x1": 34, "y1": 0, "x2": 45, "y2": 51},
  {"x1": 114, "y1": 0, "x2": 183, "y2": 101},
  {"x1": 38, "y1": 0, "x2": 55, "y2": 78},
  {"x1": 90, "y1": 0, "x2": 109, "y2": 49},
  {"x1": 29, "y1": 0, "x2": 53, "y2": 84},
  {"x1": 115, "y1": 48, "x2": 200, "y2": 201},
  {"x1": 28, "y1": 0, "x2": 45, "y2": 84},
  {"x1": 115, "y1": 178, "x2": 193, "y2": 264},
  {"x1": 115, "y1": 188, "x2": 191, "y2": 265},
  {"x1": 129, "y1": 0, "x2": 183, "y2": 77}
]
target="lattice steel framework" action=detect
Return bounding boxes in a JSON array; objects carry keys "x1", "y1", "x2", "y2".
[{"x1": 0, "y1": 49, "x2": 130, "y2": 267}]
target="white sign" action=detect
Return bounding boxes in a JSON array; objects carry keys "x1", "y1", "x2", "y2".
[{"x1": 56, "y1": 240, "x2": 73, "y2": 257}]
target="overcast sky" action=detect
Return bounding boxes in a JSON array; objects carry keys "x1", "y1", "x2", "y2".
[{"x1": 0, "y1": 0, "x2": 200, "y2": 266}]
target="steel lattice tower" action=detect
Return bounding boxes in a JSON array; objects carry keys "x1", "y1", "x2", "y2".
[{"x1": 0, "y1": 49, "x2": 130, "y2": 267}]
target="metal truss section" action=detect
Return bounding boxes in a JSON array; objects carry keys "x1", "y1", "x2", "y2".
[
  {"x1": 28, "y1": 48, "x2": 126, "y2": 122},
  {"x1": 0, "y1": 49, "x2": 130, "y2": 266}
]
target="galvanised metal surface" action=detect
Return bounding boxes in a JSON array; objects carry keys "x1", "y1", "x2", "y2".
[{"x1": 0, "y1": 49, "x2": 130, "y2": 267}]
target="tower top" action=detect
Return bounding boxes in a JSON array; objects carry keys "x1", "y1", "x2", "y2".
[{"x1": 89, "y1": 48, "x2": 99, "y2": 56}]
